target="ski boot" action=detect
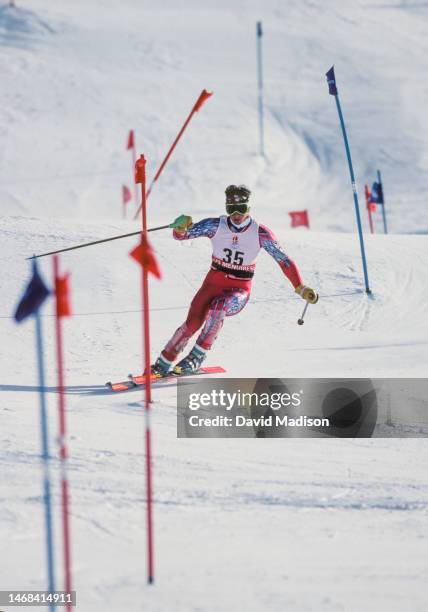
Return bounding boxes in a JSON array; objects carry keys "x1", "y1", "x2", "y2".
[
  {"x1": 173, "y1": 346, "x2": 206, "y2": 376},
  {"x1": 151, "y1": 355, "x2": 172, "y2": 378}
]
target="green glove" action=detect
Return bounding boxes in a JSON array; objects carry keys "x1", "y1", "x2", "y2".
[
  {"x1": 295, "y1": 284, "x2": 319, "y2": 304},
  {"x1": 170, "y1": 214, "x2": 193, "y2": 232}
]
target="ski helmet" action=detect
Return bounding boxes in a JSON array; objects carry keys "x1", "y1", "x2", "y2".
[{"x1": 225, "y1": 184, "x2": 251, "y2": 205}]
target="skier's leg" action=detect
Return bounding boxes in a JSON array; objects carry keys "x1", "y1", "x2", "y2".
[
  {"x1": 159, "y1": 275, "x2": 219, "y2": 364},
  {"x1": 196, "y1": 287, "x2": 250, "y2": 351}
]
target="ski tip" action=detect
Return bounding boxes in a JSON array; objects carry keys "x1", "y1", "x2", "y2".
[
  {"x1": 108, "y1": 381, "x2": 136, "y2": 392},
  {"x1": 202, "y1": 365, "x2": 226, "y2": 374}
]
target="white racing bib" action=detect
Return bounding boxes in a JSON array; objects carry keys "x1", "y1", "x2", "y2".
[{"x1": 211, "y1": 216, "x2": 260, "y2": 274}]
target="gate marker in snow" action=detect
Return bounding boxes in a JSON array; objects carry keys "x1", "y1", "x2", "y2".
[
  {"x1": 256, "y1": 21, "x2": 265, "y2": 157},
  {"x1": 326, "y1": 66, "x2": 371, "y2": 294},
  {"x1": 374, "y1": 169, "x2": 388, "y2": 234},
  {"x1": 14, "y1": 260, "x2": 56, "y2": 611},
  {"x1": 365, "y1": 185, "x2": 375, "y2": 234},
  {"x1": 130, "y1": 154, "x2": 163, "y2": 585},
  {"x1": 126, "y1": 130, "x2": 139, "y2": 209},
  {"x1": 133, "y1": 89, "x2": 213, "y2": 219},
  {"x1": 53, "y1": 256, "x2": 73, "y2": 611}
]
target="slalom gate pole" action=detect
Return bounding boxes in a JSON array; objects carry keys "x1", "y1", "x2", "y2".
[
  {"x1": 131, "y1": 138, "x2": 139, "y2": 212},
  {"x1": 53, "y1": 256, "x2": 73, "y2": 611},
  {"x1": 34, "y1": 303, "x2": 56, "y2": 612},
  {"x1": 133, "y1": 89, "x2": 213, "y2": 220},
  {"x1": 136, "y1": 155, "x2": 154, "y2": 584},
  {"x1": 326, "y1": 66, "x2": 371, "y2": 294},
  {"x1": 256, "y1": 21, "x2": 265, "y2": 157},
  {"x1": 365, "y1": 185, "x2": 374, "y2": 234},
  {"x1": 27, "y1": 224, "x2": 171, "y2": 260},
  {"x1": 377, "y1": 169, "x2": 388, "y2": 234}
]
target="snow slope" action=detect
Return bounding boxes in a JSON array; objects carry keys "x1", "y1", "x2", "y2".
[
  {"x1": 1, "y1": 1, "x2": 428, "y2": 611},
  {"x1": 1, "y1": 0, "x2": 428, "y2": 231},
  {"x1": 2, "y1": 215, "x2": 428, "y2": 612}
]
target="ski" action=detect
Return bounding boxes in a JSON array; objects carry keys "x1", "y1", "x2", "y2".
[{"x1": 106, "y1": 365, "x2": 226, "y2": 393}]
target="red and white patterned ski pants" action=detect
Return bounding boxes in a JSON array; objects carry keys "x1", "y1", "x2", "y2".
[{"x1": 162, "y1": 269, "x2": 251, "y2": 361}]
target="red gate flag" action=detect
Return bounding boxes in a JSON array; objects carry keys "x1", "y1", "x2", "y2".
[
  {"x1": 365, "y1": 186, "x2": 377, "y2": 212},
  {"x1": 55, "y1": 274, "x2": 72, "y2": 317},
  {"x1": 130, "y1": 236, "x2": 162, "y2": 279},
  {"x1": 135, "y1": 155, "x2": 146, "y2": 184},
  {"x1": 289, "y1": 210, "x2": 309, "y2": 228},
  {"x1": 193, "y1": 89, "x2": 213, "y2": 112},
  {"x1": 122, "y1": 184, "x2": 132, "y2": 204},
  {"x1": 126, "y1": 129, "x2": 134, "y2": 150},
  {"x1": 14, "y1": 260, "x2": 50, "y2": 322}
]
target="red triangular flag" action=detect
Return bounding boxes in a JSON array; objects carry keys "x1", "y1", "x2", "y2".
[
  {"x1": 126, "y1": 129, "x2": 134, "y2": 150},
  {"x1": 135, "y1": 155, "x2": 146, "y2": 184},
  {"x1": 122, "y1": 184, "x2": 132, "y2": 204},
  {"x1": 289, "y1": 210, "x2": 309, "y2": 228},
  {"x1": 193, "y1": 89, "x2": 213, "y2": 112},
  {"x1": 55, "y1": 273, "x2": 72, "y2": 317},
  {"x1": 130, "y1": 236, "x2": 162, "y2": 279}
]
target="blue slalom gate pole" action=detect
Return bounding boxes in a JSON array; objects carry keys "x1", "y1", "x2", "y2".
[
  {"x1": 377, "y1": 169, "x2": 388, "y2": 234},
  {"x1": 326, "y1": 66, "x2": 371, "y2": 294},
  {"x1": 14, "y1": 260, "x2": 55, "y2": 609},
  {"x1": 256, "y1": 21, "x2": 265, "y2": 156},
  {"x1": 35, "y1": 309, "x2": 56, "y2": 612}
]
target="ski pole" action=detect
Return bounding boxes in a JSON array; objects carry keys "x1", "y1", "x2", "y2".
[
  {"x1": 26, "y1": 224, "x2": 171, "y2": 260},
  {"x1": 297, "y1": 302, "x2": 309, "y2": 326}
]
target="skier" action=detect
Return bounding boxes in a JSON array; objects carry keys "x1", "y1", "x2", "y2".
[{"x1": 152, "y1": 184, "x2": 318, "y2": 376}]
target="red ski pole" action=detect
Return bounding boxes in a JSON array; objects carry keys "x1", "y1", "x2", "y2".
[
  {"x1": 53, "y1": 255, "x2": 73, "y2": 611},
  {"x1": 133, "y1": 89, "x2": 212, "y2": 219}
]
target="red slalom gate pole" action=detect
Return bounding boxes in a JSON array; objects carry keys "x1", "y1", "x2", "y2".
[
  {"x1": 365, "y1": 184, "x2": 374, "y2": 234},
  {"x1": 53, "y1": 255, "x2": 73, "y2": 610},
  {"x1": 131, "y1": 141, "x2": 138, "y2": 212},
  {"x1": 133, "y1": 89, "x2": 213, "y2": 219},
  {"x1": 136, "y1": 155, "x2": 154, "y2": 583},
  {"x1": 127, "y1": 130, "x2": 139, "y2": 211}
]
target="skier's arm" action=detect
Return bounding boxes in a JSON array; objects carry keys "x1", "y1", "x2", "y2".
[
  {"x1": 173, "y1": 217, "x2": 220, "y2": 241},
  {"x1": 259, "y1": 224, "x2": 303, "y2": 288}
]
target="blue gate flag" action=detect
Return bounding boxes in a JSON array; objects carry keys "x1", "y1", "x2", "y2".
[
  {"x1": 257, "y1": 21, "x2": 262, "y2": 37},
  {"x1": 15, "y1": 259, "x2": 50, "y2": 322},
  {"x1": 326, "y1": 66, "x2": 338, "y2": 96},
  {"x1": 371, "y1": 181, "x2": 384, "y2": 205}
]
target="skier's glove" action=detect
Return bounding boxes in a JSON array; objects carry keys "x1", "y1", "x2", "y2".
[
  {"x1": 295, "y1": 284, "x2": 319, "y2": 304},
  {"x1": 170, "y1": 215, "x2": 193, "y2": 233}
]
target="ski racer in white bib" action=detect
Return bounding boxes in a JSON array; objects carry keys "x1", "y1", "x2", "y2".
[{"x1": 152, "y1": 184, "x2": 318, "y2": 375}]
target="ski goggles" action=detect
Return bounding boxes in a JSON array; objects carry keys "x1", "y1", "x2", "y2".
[{"x1": 226, "y1": 203, "x2": 249, "y2": 215}]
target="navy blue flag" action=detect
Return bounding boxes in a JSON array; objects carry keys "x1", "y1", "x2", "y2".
[
  {"x1": 15, "y1": 260, "x2": 50, "y2": 323},
  {"x1": 326, "y1": 66, "x2": 338, "y2": 96},
  {"x1": 371, "y1": 181, "x2": 384, "y2": 204},
  {"x1": 257, "y1": 21, "x2": 262, "y2": 37}
]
